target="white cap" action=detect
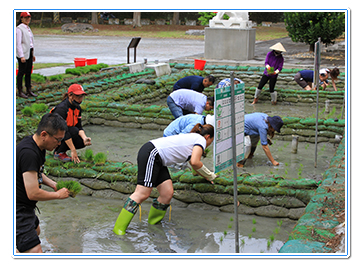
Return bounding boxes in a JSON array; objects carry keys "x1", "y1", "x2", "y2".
[{"x1": 205, "y1": 114, "x2": 215, "y2": 127}]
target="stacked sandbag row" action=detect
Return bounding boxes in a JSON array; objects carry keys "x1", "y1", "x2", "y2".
[{"x1": 44, "y1": 155, "x2": 319, "y2": 219}]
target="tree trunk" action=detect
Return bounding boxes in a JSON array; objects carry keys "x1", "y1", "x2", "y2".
[
  {"x1": 91, "y1": 12, "x2": 98, "y2": 24},
  {"x1": 172, "y1": 12, "x2": 180, "y2": 25},
  {"x1": 133, "y1": 12, "x2": 141, "y2": 28}
]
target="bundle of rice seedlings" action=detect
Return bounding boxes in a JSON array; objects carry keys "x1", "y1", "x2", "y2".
[{"x1": 56, "y1": 180, "x2": 82, "y2": 198}]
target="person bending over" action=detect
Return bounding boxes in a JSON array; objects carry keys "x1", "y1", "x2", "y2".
[{"x1": 113, "y1": 124, "x2": 216, "y2": 235}]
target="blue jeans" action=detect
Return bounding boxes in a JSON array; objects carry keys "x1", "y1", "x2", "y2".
[{"x1": 167, "y1": 96, "x2": 183, "y2": 119}]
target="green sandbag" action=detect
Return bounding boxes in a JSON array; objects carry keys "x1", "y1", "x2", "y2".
[
  {"x1": 282, "y1": 117, "x2": 300, "y2": 124},
  {"x1": 278, "y1": 179, "x2": 318, "y2": 189},
  {"x1": 46, "y1": 166, "x2": 68, "y2": 177},
  {"x1": 179, "y1": 172, "x2": 206, "y2": 184},
  {"x1": 120, "y1": 165, "x2": 138, "y2": 176},
  {"x1": 66, "y1": 168, "x2": 98, "y2": 178},
  {"x1": 98, "y1": 172, "x2": 129, "y2": 182},
  {"x1": 323, "y1": 118, "x2": 345, "y2": 127},
  {"x1": 192, "y1": 183, "x2": 226, "y2": 194},
  {"x1": 300, "y1": 118, "x2": 324, "y2": 126},
  {"x1": 242, "y1": 174, "x2": 282, "y2": 187}
]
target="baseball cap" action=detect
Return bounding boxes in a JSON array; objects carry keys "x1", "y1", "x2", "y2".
[
  {"x1": 20, "y1": 12, "x2": 31, "y2": 18},
  {"x1": 68, "y1": 84, "x2": 87, "y2": 95}
]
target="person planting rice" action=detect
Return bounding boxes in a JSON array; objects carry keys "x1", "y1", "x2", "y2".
[
  {"x1": 167, "y1": 89, "x2": 214, "y2": 119},
  {"x1": 113, "y1": 123, "x2": 216, "y2": 235},
  {"x1": 252, "y1": 42, "x2": 286, "y2": 105},
  {"x1": 16, "y1": 113, "x2": 70, "y2": 253},
  {"x1": 163, "y1": 114, "x2": 214, "y2": 137},
  {"x1": 50, "y1": 84, "x2": 92, "y2": 163},
  {"x1": 173, "y1": 74, "x2": 215, "y2": 93},
  {"x1": 237, "y1": 112, "x2": 284, "y2": 168},
  {"x1": 294, "y1": 68, "x2": 340, "y2": 91}
]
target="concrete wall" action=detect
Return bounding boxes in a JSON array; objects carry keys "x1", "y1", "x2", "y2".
[{"x1": 204, "y1": 28, "x2": 256, "y2": 61}]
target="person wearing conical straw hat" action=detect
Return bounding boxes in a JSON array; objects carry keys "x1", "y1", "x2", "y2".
[{"x1": 252, "y1": 42, "x2": 286, "y2": 105}]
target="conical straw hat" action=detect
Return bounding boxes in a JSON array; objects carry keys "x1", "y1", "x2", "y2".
[{"x1": 269, "y1": 42, "x2": 286, "y2": 52}]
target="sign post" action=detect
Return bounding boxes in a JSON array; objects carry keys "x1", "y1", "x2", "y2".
[
  {"x1": 313, "y1": 37, "x2": 321, "y2": 168},
  {"x1": 214, "y1": 72, "x2": 245, "y2": 253}
]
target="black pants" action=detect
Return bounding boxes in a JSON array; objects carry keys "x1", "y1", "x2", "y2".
[
  {"x1": 55, "y1": 126, "x2": 85, "y2": 153},
  {"x1": 17, "y1": 48, "x2": 33, "y2": 90},
  {"x1": 258, "y1": 74, "x2": 278, "y2": 93}
]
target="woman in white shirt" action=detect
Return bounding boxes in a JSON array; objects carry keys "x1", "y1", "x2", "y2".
[
  {"x1": 16, "y1": 12, "x2": 37, "y2": 98},
  {"x1": 113, "y1": 123, "x2": 216, "y2": 235}
]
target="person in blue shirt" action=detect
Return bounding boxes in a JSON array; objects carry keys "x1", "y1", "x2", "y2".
[
  {"x1": 294, "y1": 69, "x2": 329, "y2": 90},
  {"x1": 173, "y1": 75, "x2": 215, "y2": 93},
  {"x1": 237, "y1": 113, "x2": 284, "y2": 168},
  {"x1": 163, "y1": 114, "x2": 215, "y2": 137},
  {"x1": 215, "y1": 77, "x2": 243, "y2": 89}
]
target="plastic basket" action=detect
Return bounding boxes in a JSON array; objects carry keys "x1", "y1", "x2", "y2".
[
  {"x1": 74, "y1": 58, "x2": 86, "y2": 67},
  {"x1": 194, "y1": 59, "x2": 206, "y2": 70},
  {"x1": 86, "y1": 58, "x2": 98, "y2": 65}
]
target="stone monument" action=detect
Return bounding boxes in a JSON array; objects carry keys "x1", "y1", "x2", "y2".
[{"x1": 204, "y1": 12, "x2": 256, "y2": 61}]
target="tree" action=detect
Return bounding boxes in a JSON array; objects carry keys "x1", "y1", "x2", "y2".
[
  {"x1": 172, "y1": 12, "x2": 180, "y2": 25},
  {"x1": 284, "y1": 12, "x2": 345, "y2": 51},
  {"x1": 133, "y1": 12, "x2": 141, "y2": 28},
  {"x1": 91, "y1": 12, "x2": 98, "y2": 24}
]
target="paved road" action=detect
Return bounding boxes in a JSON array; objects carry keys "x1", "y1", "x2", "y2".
[
  {"x1": 33, "y1": 35, "x2": 345, "y2": 76},
  {"x1": 35, "y1": 35, "x2": 205, "y2": 65}
]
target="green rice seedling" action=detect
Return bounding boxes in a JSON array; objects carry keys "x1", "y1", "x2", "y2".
[
  {"x1": 252, "y1": 227, "x2": 256, "y2": 232},
  {"x1": 228, "y1": 224, "x2": 232, "y2": 229},
  {"x1": 270, "y1": 234, "x2": 275, "y2": 242},
  {"x1": 94, "y1": 152, "x2": 107, "y2": 165},
  {"x1": 252, "y1": 218, "x2": 256, "y2": 224},
  {"x1": 31, "y1": 103, "x2": 48, "y2": 113},
  {"x1": 224, "y1": 230, "x2": 227, "y2": 236},
  {"x1": 84, "y1": 149, "x2": 94, "y2": 162},
  {"x1": 274, "y1": 227, "x2": 280, "y2": 234},
  {"x1": 230, "y1": 217, "x2": 234, "y2": 222},
  {"x1": 267, "y1": 240, "x2": 271, "y2": 248},
  {"x1": 277, "y1": 220, "x2": 283, "y2": 227},
  {"x1": 21, "y1": 106, "x2": 34, "y2": 117},
  {"x1": 56, "y1": 180, "x2": 82, "y2": 198}
]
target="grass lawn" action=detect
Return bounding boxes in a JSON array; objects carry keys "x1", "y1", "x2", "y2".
[{"x1": 32, "y1": 25, "x2": 288, "y2": 41}]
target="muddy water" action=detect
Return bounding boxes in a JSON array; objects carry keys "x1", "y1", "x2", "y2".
[
  {"x1": 39, "y1": 102, "x2": 338, "y2": 254},
  {"x1": 37, "y1": 195, "x2": 295, "y2": 254}
]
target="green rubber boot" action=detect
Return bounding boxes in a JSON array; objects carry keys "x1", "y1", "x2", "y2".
[
  {"x1": 148, "y1": 199, "x2": 170, "y2": 225},
  {"x1": 113, "y1": 197, "x2": 139, "y2": 235},
  {"x1": 113, "y1": 208, "x2": 134, "y2": 235}
]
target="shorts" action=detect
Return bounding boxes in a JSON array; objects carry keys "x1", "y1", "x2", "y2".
[
  {"x1": 16, "y1": 206, "x2": 40, "y2": 252},
  {"x1": 294, "y1": 72, "x2": 308, "y2": 89},
  {"x1": 137, "y1": 142, "x2": 171, "y2": 188}
]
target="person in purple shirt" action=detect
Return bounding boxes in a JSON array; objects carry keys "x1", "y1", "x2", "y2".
[
  {"x1": 173, "y1": 75, "x2": 215, "y2": 93},
  {"x1": 252, "y1": 42, "x2": 286, "y2": 105}
]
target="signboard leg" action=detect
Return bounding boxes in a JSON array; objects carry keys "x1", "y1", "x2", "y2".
[{"x1": 230, "y1": 72, "x2": 240, "y2": 253}]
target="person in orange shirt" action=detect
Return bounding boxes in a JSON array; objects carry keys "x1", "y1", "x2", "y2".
[{"x1": 50, "y1": 84, "x2": 92, "y2": 163}]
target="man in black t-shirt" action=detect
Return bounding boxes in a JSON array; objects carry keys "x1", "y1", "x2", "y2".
[{"x1": 16, "y1": 113, "x2": 70, "y2": 253}]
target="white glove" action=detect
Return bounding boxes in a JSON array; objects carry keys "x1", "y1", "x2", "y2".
[{"x1": 195, "y1": 164, "x2": 217, "y2": 182}]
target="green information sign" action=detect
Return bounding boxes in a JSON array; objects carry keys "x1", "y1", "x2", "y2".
[{"x1": 213, "y1": 82, "x2": 245, "y2": 173}]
